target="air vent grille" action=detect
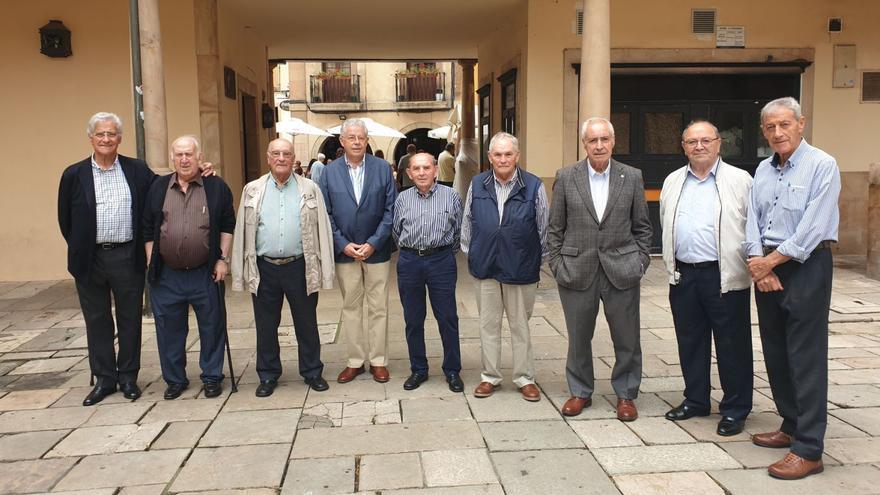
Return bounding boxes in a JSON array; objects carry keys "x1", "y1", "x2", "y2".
[
  {"x1": 692, "y1": 9, "x2": 716, "y2": 34},
  {"x1": 575, "y1": 9, "x2": 584, "y2": 35},
  {"x1": 863, "y1": 71, "x2": 880, "y2": 102}
]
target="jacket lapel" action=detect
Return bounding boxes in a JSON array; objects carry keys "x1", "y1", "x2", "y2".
[
  {"x1": 574, "y1": 160, "x2": 599, "y2": 224},
  {"x1": 603, "y1": 159, "x2": 625, "y2": 223},
  {"x1": 339, "y1": 160, "x2": 358, "y2": 205},
  {"x1": 78, "y1": 159, "x2": 97, "y2": 211}
]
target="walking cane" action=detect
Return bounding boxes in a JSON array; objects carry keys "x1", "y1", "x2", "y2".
[{"x1": 217, "y1": 280, "x2": 238, "y2": 393}]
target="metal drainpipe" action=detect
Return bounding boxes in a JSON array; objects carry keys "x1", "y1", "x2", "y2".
[{"x1": 129, "y1": 0, "x2": 152, "y2": 316}]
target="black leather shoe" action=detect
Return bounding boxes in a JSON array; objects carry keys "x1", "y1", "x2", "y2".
[
  {"x1": 164, "y1": 383, "x2": 188, "y2": 400},
  {"x1": 203, "y1": 381, "x2": 223, "y2": 398},
  {"x1": 403, "y1": 373, "x2": 429, "y2": 390},
  {"x1": 717, "y1": 416, "x2": 746, "y2": 436},
  {"x1": 120, "y1": 382, "x2": 141, "y2": 400},
  {"x1": 255, "y1": 379, "x2": 277, "y2": 397},
  {"x1": 446, "y1": 373, "x2": 464, "y2": 392},
  {"x1": 665, "y1": 403, "x2": 711, "y2": 421},
  {"x1": 82, "y1": 385, "x2": 116, "y2": 406},
  {"x1": 305, "y1": 376, "x2": 329, "y2": 392}
]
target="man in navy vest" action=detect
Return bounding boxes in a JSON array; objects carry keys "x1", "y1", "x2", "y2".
[{"x1": 461, "y1": 132, "x2": 549, "y2": 402}]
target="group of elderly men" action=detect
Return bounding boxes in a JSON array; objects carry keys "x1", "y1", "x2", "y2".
[{"x1": 59, "y1": 96, "x2": 837, "y2": 480}]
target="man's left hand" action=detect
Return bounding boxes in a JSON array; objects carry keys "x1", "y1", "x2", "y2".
[
  {"x1": 213, "y1": 259, "x2": 228, "y2": 282},
  {"x1": 201, "y1": 162, "x2": 217, "y2": 177},
  {"x1": 748, "y1": 256, "x2": 774, "y2": 281},
  {"x1": 357, "y1": 243, "x2": 375, "y2": 260}
]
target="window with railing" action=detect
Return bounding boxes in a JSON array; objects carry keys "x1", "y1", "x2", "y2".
[
  {"x1": 395, "y1": 63, "x2": 446, "y2": 102},
  {"x1": 310, "y1": 72, "x2": 360, "y2": 103}
]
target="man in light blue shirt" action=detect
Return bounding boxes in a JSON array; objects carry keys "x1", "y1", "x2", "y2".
[
  {"x1": 745, "y1": 97, "x2": 840, "y2": 480},
  {"x1": 309, "y1": 153, "x2": 325, "y2": 185},
  {"x1": 659, "y1": 120, "x2": 754, "y2": 437}
]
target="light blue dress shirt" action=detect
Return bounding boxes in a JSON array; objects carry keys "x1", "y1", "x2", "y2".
[
  {"x1": 345, "y1": 156, "x2": 365, "y2": 204},
  {"x1": 256, "y1": 174, "x2": 303, "y2": 258},
  {"x1": 744, "y1": 139, "x2": 840, "y2": 262},
  {"x1": 674, "y1": 161, "x2": 719, "y2": 263}
]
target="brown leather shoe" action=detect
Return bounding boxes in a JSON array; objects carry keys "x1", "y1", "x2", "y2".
[
  {"x1": 561, "y1": 396, "x2": 592, "y2": 416},
  {"x1": 519, "y1": 384, "x2": 541, "y2": 402},
  {"x1": 768, "y1": 452, "x2": 824, "y2": 480},
  {"x1": 473, "y1": 381, "x2": 498, "y2": 398},
  {"x1": 369, "y1": 365, "x2": 390, "y2": 383},
  {"x1": 617, "y1": 398, "x2": 638, "y2": 421},
  {"x1": 337, "y1": 366, "x2": 365, "y2": 383},
  {"x1": 752, "y1": 430, "x2": 793, "y2": 449}
]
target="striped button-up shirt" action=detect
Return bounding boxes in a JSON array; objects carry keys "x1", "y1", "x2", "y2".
[
  {"x1": 460, "y1": 169, "x2": 550, "y2": 257},
  {"x1": 744, "y1": 139, "x2": 840, "y2": 262},
  {"x1": 92, "y1": 155, "x2": 133, "y2": 243},
  {"x1": 392, "y1": 183, "x2": 462, "y2": 251}
]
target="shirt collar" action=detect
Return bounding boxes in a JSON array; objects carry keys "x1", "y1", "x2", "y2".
[
  {"x1": 416, "y1": 182, "x2": 438, "y2": 198},
  {"x1": 587, "y1": 159, "x2": 610, "y2": 178},
  {"x1": 170, "y1": 172, "x2": 203, "y2": 189},
  {"x1": 493, "y1": 168, "x2": 518, "y2": 186},
  {"x1": 270, "y1": 172, "x2": 293, "y2": 188},
  {"x1": 770, "y1": 138, "x2": 807, "y2": 169},
  {"x1": 686, "y1": 157, "x2": 719, "y2": 181},
  {"x1": 91, "y1": 154, "x2": 120, "y2": 171},
  {"x1": 345, "y1": 155, "x2": 365, "y2": 169}
]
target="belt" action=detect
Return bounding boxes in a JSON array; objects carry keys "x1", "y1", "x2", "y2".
[
  {"x1": 762, "y1": 240, "x2": 832, "y2": 256},
  {"x1": 400, "y1": 244, "x2": 453, "y2": 257},
  {"x1": 675, "y1": 259, "x2": 718, "y2": 269},
  {"x1": 96, "y1": 241, "x2": 132, "y2": 250},
  {"x1": 260, "y1": 254, "x2": 303, "y2": 266}
]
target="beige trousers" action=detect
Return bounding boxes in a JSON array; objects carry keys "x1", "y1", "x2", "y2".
[
  {"x1": 336, "y1": 260, "x2": 391, "y2": 368},
  {"x1": 475, "y1": 278, "x2": 537, "y2": 388}
]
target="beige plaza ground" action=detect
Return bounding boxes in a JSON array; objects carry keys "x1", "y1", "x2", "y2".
[{"x1": 0, "y1": 254, "x2": 879, "y2": 494}]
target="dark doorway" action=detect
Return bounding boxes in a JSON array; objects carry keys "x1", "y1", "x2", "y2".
[
  {"x1": 319, "y1": 136, "x2": 372, "y2": 161},
  {"x1": 393, "y1": 128, "x2": 446, "y2": 165},
  {"x1": 241, "y1": 92, "x2": 261, "y2": 183}
]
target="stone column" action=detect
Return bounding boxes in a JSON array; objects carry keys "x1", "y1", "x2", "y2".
[
  {"x1": 194, "y1": 0, "x2": 224, "y2": 174},
  {"x1": 868, "y1": 163, "x2": 880, "y2": 279},
  {"x1": 138, "y1": 0, "x2": 169, "y2": 172},
  {"x1": 579, "y1": 0, "x2": 610, "y2": 130},
  {"x1": 454, "y1": 59, "x2": 478, "y2": 200}
]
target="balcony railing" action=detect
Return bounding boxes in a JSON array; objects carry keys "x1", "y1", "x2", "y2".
[
  {"x1": 310, "y1": 74, "x2": 361, "y2": 103},
  {"x1": 395, "y1": 72, "x2": 446, "y2": 102}
]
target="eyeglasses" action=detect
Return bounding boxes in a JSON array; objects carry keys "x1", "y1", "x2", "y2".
[
  {"x1": 92, "y1": 132, "x2": 118, "y2": 139},
  {"x1": 269, "y1": 151, "x2": 293, "y2": 158},
  {"x1": 683, "y1": 137, "x2": 719, "y2": 148}
]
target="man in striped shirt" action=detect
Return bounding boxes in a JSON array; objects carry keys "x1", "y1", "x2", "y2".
[
  {"x1": 744, "y1": 97, "x2": 841, "y2": 480},
  {"x1": 393, "y1": 153, "x2": 464, "y2": 392}
]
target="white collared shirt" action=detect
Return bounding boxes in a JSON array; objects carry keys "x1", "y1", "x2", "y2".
[
  {"x1": 587, "y1": 160, "x2": 610, "y2": 221},
  {"x1": 345, "y1": 155, "x2": 365, "y2": 204}
]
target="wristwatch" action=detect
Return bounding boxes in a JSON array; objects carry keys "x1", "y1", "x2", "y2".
[{"x1": 219, "y1": 255, "x2": 230, "y2": 263}]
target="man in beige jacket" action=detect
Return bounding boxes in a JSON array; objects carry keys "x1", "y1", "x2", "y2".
[{"x1": 231, "y1": 138, "x2": 335, "y2": 397}]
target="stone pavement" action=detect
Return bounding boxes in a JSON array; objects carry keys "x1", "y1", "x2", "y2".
[{"x1": 1, "y1": 255, "x2": 879, "y2": 494}]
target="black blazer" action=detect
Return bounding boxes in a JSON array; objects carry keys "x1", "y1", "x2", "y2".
[
  {"x1": 143, "y1": 174, "x2": 235, "y2": 283},
  {"x1": 57, "y1": 155, "x2": 156, "y2": 281}
]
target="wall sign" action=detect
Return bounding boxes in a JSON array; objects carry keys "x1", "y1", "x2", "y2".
[{"x1": 716, "y1": 26, "x2": 745, "y2": 48}]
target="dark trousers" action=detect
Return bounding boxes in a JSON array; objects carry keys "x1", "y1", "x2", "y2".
[
  {"x1": 397, "y1": 248, "x2": 461, "y2": 375},
  {"x1": 559, "y1": 266, "x2": 642, "y2": 400},
  {"x1": 150, "y1": 264, "x2": 226, "y2": 385},
  {"x1": 75, "y1": 243, "x2": 143, "y2": 388},
  {"x1": 253, "y1": 257, "x2": 323, "y2": 381},
  {"x1": 669, "y1": 263, "x2": 753, "y2": 419},
  {"x1": 755, "y1": 248, "x2": 832, "y2": 461}
]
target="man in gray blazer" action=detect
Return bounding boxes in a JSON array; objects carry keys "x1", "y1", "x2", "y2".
[{"x1": 547, "y1": 117, "x2": 652, "y2": 421}]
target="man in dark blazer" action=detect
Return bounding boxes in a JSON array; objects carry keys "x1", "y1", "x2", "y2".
[
  {"x1": 57, "y1": 112, "x2": 155, "y2": 406},
  {"x1": 318, "y1": 119, "x2": 397, "y2": 384},
  {"x1": 547, "y1": 117, "x2": 652, "y2": 421}
]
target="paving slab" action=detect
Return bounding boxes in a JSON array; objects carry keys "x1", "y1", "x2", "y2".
[
  {"x1": 46, "y1": 423, "x2": 164, "y2": 456},
  {"x1": 140, "y1": 397, "x2": 224, "y2": 423},
  {"x1": 302, "y1": 378, "x2": 387, "y2": 407},
  {"x1": 54, "y1": 449, "x2": 189, "y2": 491},
  {"x1": 569, "y1": 419, "x2": 644, "y2": 448},
  {"x1": 221, "y1": 381, "x2": 309, "y2": 412},
  {"x1": 179, "y1": 490, "x2": 277, "y2": 495},
  {"x1": 828, "y1": 384, "x2": 880, "y2": 408},
  {"x1": 719, "y1": 441, "x2": 840, "y2": 469},
  {"x1": 50, "y1": 490, "x2": 116, "y2": 495},
  {"x1": 0, "y1": 406, "x2": 93, "y2": 433},
  {"x1": 171, "y1": 444, "x2": 290, "y2": 492},
  {"x1": 82, "y1": 401, "x2": 154, "y2": 426},
  {"x1": 200, "y1": 408, "x2": 300, "y2": 446},
  {"x1": 465, "y1": 389, "x2": 558, "y2": 421},
  {"x1": 290, "y1": 421, "x2": 485, "y2": 458},
  {"x1": 117, "y1": 486, "x2": 167, "y2": 495},
  {"x1": 422, "y1": 449, "x2": 498, "y2": 487},
  {"x1": 281, "y1": 456, "x2": 354, "y2": 494},
  {"x1": 7, "y1": 356, "x2": 82, "y2": 375},
  {"x1": 614, "y1": 472, "x2": 724, "y2": 495},
  {"x1": 401, "y1": 396, "x2": 472, "y2": 423},
  {"x1": 592, "y1": 443, "x2": 741, "y2": 475},
  {"x1": 491, "y1": 449, "x2": 619, "y2": 494},
  {"x1": 479, "y1": 419, "x2": 583, "y2": 451},
  {"x1": 0, "y1": 457, "x2": 78, "y2": 495},
  {"x1": 381, "y1": 486, "x2": 504, "y2": 495},
  {"x1": 299, "y1": 402, "x2": 343, "y2": 428},
  {"x1": 824, "y1": 437, "x2": 880, "y2": 464},
  {"x1": 360, "y1": 452, "x2": 423, "y2": 491},
  {"x1": 675, "y1": 415, "x2": 750, "y2": 442},
  {"x1": 151, "y1": 419, "x2": 210, "y2": 449},
  {"x1": 625, "y1": 417, "x2": 696, "y2": 445},
  {"x1": 709, "y1": 464, "x2": 880, "y2": 495},
  {"x1": 0, "y1": 388, "x2": 66, "y2": 411},
  {"x1": 0, "y1": 429, "x2": 69, "y2": 460},
  {"x1": 830, "y1": 407, "x2": 880, "y2": 435}
]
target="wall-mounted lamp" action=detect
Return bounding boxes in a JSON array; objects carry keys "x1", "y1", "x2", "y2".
[{"x1": 39, "y1": 20, "x2": 72, "y2": 58}]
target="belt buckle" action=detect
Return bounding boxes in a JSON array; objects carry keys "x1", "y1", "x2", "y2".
[
  {"x1": 99, "y1": 242, "x2": 113, "y2": 250},
  {"x1": 417, "y1": 248, "x2": 428, "y2": 256}
]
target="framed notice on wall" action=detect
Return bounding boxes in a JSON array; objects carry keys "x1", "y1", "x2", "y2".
[
  {"x1": 716, "y1": 26, "x2": 745, "y2": 48},
  {"x1": 224, "y1": 66, "x2": 236, "y2": 99}
]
